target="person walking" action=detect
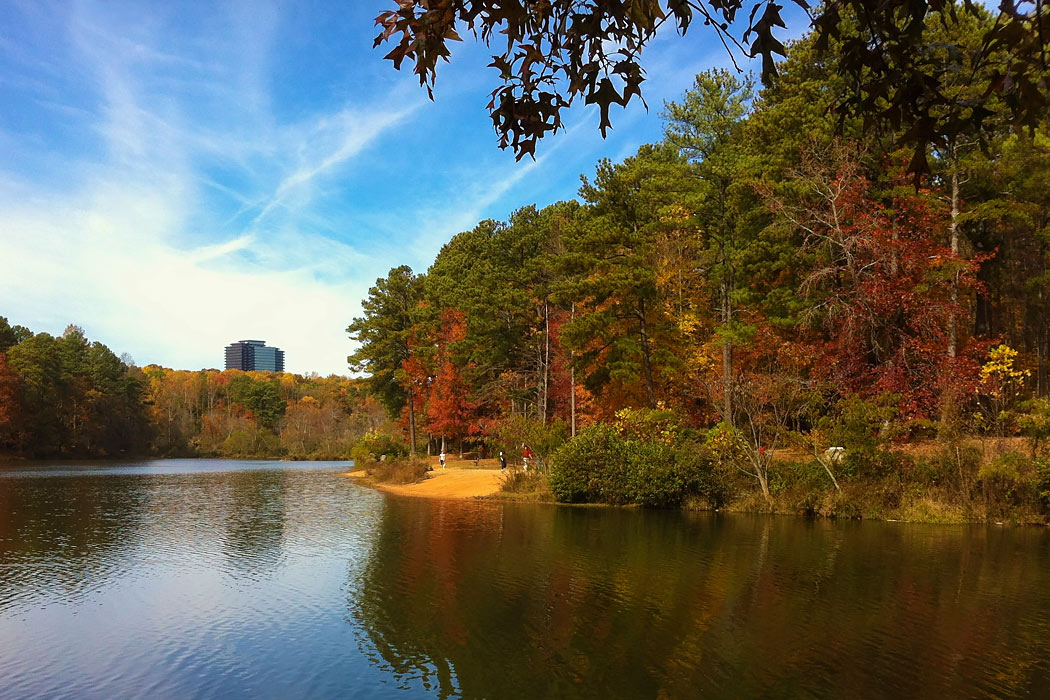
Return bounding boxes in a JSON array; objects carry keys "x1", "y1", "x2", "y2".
[
  {"x1": 499, "y1": 451, "x2": 507, "y2": 471},
  {"x1": 439, "y1": 450, "x2": 446, "y2": 469},
  {"x1": 522, "y1": 445, "x2": 532, "y2": 472}
]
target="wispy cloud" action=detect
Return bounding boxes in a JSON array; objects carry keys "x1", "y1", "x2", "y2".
[
  {"x1": 0, "y1": 0, "x2": 734, "y2": 374},
  {"x1": 252, "y1": 104, "x2": 421, "y2": 225},
  {"x1": 0, "y1": 1, "x2": 415, "y2": 374}
]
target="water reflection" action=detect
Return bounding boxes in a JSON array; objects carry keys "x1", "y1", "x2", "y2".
[
  {"x1": 0, "y1": 475, "x2": 149, "y2": 610},
  {"x1": 352, "y1": 501, "x2": 1050, "y2": 699},
  {"x1": 2, "y1": 460, "x2": 1049, "y2": 699},
  {"x1": 221, "y1": 470, "x2": 288, "y2": 577}
]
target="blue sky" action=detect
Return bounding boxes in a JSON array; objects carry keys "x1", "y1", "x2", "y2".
[{"x1": 0, "y1": 1, "x2": 804, "y2": 375}]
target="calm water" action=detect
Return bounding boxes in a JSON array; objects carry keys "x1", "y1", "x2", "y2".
[{"x1": 1, "y1": 460, "x2": 1049, "y2": 699}]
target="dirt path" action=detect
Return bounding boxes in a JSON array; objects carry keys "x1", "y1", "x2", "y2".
[{"x1": 341, "y1": 465, "x2": 505, "y2": 499}]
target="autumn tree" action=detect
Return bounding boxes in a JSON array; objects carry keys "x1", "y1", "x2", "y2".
[
  {"x1": 426, "y1": 309, "x2": 481, "y2": 455},
  {"x1": 768, "y1": 144, "x2": 984, "y2": 416},
  {"x1": 348, "y1": 265, "x2": 425, "y2": 454},
  {"x1": 560, "y1": 145, "x2": 689, "y2": 411},
  {"x1": 663, "y1": 69, "x2": 757, "y2": 425},
  {"x1": 425, "y1": 205, "x2": 577, "y2": 423}
]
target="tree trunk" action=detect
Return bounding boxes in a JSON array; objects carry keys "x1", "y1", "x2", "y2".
[
  {"x1": 757, "y1": 469, "x2": 772, "y2": 504},
  {"x1": 721, "y1": 279, "x2": 733, "y2": 427},
  {"x1": 638, "y1": 299, "x2": 657, "y2": 408},
  {"x1": 542, "y1": 300, "x2": 550, "y2": 424},
  {"x1": 407, "y1": 384, "x2": 416, "y2": 457},
  {"x1": 570, "y1": 301, "x2": 577, "y2": 437},
  {"x1": 948, "y1": 143, "x2": 960, "y2": 360},
  {"x1": 1039, "y1": 306, "x2": 1048, "y2": 397}
]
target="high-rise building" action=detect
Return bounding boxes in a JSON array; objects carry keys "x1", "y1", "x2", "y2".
[{"x1": 224, "y1": 340, "x2": 285, "y2": 372}]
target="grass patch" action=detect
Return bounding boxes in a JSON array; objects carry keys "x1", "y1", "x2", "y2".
[
  {"x1": 496, "y1": 470, "x2": 552, "y2": 500},
  {"x1": 366, "y1": 457, "x2": 430, "y2": 485}
]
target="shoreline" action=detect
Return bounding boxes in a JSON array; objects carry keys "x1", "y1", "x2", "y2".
[
  {"x1": 339, "y1": 463, "x2": 507, "y2": 499},
  {"x1": 339, "y1": 462, "x2": 1050, "y2": 526}
]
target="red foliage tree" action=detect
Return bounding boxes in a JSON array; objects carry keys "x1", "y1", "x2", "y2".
[
  {"x1": 426, "y1": 309, "x2": 481, "y2": 453},
  {"x1": 770, "y1": 146, "x2": 985, "y2": 417}
]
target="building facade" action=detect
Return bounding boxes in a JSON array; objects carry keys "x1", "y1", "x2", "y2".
[{"x1": 224, "y1": 340, "x2": 285, "y2": 372}]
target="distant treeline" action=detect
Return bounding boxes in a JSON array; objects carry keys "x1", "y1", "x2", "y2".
[{"x1": 0, "y1": 317, "x2": 388, "y2": 459}]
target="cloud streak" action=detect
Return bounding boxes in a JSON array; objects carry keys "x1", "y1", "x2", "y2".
[
  {"x1": 0, "y1": 1, "x2": 416, "y2": 374},
  {"x1": 0, "y1": 0, "x2": 750, "y2": 375}
]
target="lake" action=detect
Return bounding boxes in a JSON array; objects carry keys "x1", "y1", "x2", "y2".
[{"x1": 1, "y1": 459, "x2": 1048, "y2": 699}]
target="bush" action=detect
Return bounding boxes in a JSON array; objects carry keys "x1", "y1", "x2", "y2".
[
  {"x1": 549, "y1": 425, "x2": 717, "y2": 507},
  {"x1": 366, "y1": 457, "x2": 429, "y2": 485},
  {"x1": 817, "y1": 394, "x2": 903, "y2": 479},
  {"x1": 499, "y1": 470, "x2": 550, "y2": 497},
  {"x1": 923, "y1": 444, "x2": 982, "y2": 489},
  {"x1": 1036, "y1": 458, "x2": 1050, "y2": 513},
  {"x1": 351, "y1": 431, "x2": 409, "y2": 465},
  {"x1": 978, "y1": 452, "x2": 1034, "y2": 518},
  {"x1": 825, "y1": 394, "x2": 900, "y2": 452},
  {"x1": 1019, "y1": 399, "x2": 1050, "y2": 457},
  {"x1": 549, "y1": 425, "x2": 626, "y2": 503}
]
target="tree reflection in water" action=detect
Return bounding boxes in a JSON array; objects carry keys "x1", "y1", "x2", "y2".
[
  {"x1": 0, "y1": 474, "x2": 149, "y2": 611},
  {"x1": 350, "y1": 499, "x2": 1050, "y2": 699},
  {"x1": 220, "y1": 469, "x2": 289, "y2": 578}
]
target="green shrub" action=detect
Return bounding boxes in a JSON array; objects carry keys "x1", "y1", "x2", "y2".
[
  {"x1": 220, "y1": 426, "x2": 281, "y2": 457},
  {"x1": 1036, "y1": 458, "x2": 1050, "y2": 512},
  {"x1": 678, "y1": 441, "x2": 734, "y2": 508},
  {"x1": 978, "y1": 452, "x2": 1035, "y2": 518},
  {"x1": 626, "y1": 439, "x2": 682, "y2": 507},
  {"x1": 351, "y1": 431, "x2": 409, "y2": 465},
  {"x1": 825, "y1": 394, "x2": 900, "y2": 451},
  {"x1": 549, "y1": 425, "x2": 717, "y2": 507},
  {"x1": 839, "y1": 448, "x2": 910, "y2": 481},
  {"x1": 549, "y1": 425, "x2": 620, "y2": 503},
  {"x1": 926, "y1": 444, "x2": 983, "y2": 488},
  {"x1": 1019, "y1": 399, "x2": 1050, "y2": 457},
  {"x1": 978, "y1": 451, "x2": 1026, "y2": 482},
  {"x1": 812, "y1": 394, "x2": 905, "y2": 479},
  {"x1": 909, "y1": 456, "x2": 952, "y2": 487}
]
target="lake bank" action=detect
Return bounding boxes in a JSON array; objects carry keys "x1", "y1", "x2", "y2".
[
  {"x1": 345, "y1": 449, "x2": 1050, "y2": 526},
  {"x1": 341, "y1": 463, "x2": 505, "y2": 499}
]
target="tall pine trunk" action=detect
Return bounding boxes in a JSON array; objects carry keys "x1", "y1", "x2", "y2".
[
  {"x1": 638, "y1": 299, "x2": 657, "y2": 408},
  {"x1": 407, "y1": 384, "x2": 416, "y2": 457},
  {"x1": 542, "y1": 300, "x2": 550, "y2": 424},
  {"x1": 721, "y1": 278, "x2": 733, "y2": 427},
  {"x1": 948, "y1": 143, "x2": 960, "y2": 361},
  {"x1": 570, "y1": 302, "x2": 577, "y2": 437}
]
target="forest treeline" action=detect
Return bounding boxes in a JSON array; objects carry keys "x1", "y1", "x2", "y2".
[
  {"x1": 349, "y1": 14, "x2": 1050, "y2": 520},
  {"x1": 0, "y1": 318, "x2": 389, "y2": 460}
]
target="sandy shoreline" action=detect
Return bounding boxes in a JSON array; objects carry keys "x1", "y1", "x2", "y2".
[{"x1": 339, "y1": 464, "x2": 505, "y2": 499}]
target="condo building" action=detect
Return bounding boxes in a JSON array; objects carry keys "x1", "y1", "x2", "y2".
[{"x1": 224, "y1": 340, "x2": 285, "y2": 372}]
